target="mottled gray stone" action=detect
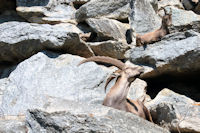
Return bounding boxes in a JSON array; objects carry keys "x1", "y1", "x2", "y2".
[
  {"x1": 16, "y1": 0, "x2": 77, "y2": 24},
  {"x1": 75, "y1": 0, "x2": 130, "y2": 22},
  {"x1": 0, "y1": 52, "x2": 113, "y2": 116},
  {"x1": 86, "y1": 18, "x2": 130, "y2": 42},
  {"x1": 26, "y1": 99, "x2": 169, "y2": 133},
  {"x1": 0, "y1": 22, "x2": 93, "y2": 62},
  {"x1": 146, "y1": 88, "x2": 200, "y2": 133},
  {"x1": 129, "y1": 0, "x2": 161, "y2": 34},
  {"x1": 0, "y1": 116, "x2": 27, "y2": 133},
  {"x1": 88, "y1": 40, "x2": 130, "y2": 59},
  {"x1": 166, "y1": 6, "x2": 200, "y2": 33}
]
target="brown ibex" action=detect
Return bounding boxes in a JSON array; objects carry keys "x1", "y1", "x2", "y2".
[
  {"x1": 136, "y1": 7, "x2": 172, "y2": 46},
  {"x1": 78, "y1": 56, "x2": 153, "y2": 122}
]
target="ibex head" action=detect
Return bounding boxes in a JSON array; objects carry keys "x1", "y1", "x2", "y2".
[{"x1": 159, "y1": 7, "x2": 172, "y2": 26}]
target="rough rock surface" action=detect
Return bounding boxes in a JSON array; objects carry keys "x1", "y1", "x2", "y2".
[
  {"x1": 75, "y1": 0, "x2": 130, "y2": 22},
  {"x1": 157, "y1": 0, "x2": 184, "y2": 10},
  {"x1": 88, "y1": 40, "x2": 130, "y2": 59},
  {"x1": 0, "y1": 22, "x2": 93, "y2": 62},
  {"x1": 129, "y1": 0, "x2": 161, "y2": 34},
  {"x1": 0, "y1": 51, "x2": 151, "y2": 116},
  {"x1": 26, "y1": 99, "x2": 169, "y2": 133},
  {"x1": 16, "y1": 0, "x2": 77, "y2": 24},
  {"x1": 86, "y1": 18, "x2": 130, "y2": 42},
  {"x1": 166, "y1": 6, "x2": 200, "y2": 33},
  {"x1": 146, "y1": 88, "x2": 200, "y2": 133},
  {"x1": 0, "y1": 116, "x2": 27, "y2": 133},
  {"x1": 129, "y1": 30, "x2": 200, "y2": 78},
  {"x1": 0, "y1": 51, "x2": 112, "y2": 116}
]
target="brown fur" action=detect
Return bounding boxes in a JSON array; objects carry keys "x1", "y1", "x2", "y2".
[
  {"x1": 78, "y1": 56, "x2": 153, "y2": 122},
  {"x1": 136, "y1": 8, "x2": 172, "y2": 46}
]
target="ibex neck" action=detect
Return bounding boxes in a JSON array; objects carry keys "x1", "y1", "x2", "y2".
[
  {"x1": 160, "y1": 23, "x2": 169, "y2": 34},
  {"x1": 109, "y1": 74, "x2": 130, "y2": 103}
]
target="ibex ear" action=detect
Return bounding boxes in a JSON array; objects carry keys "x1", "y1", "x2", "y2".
[{"x1": 169, "y1": 8, "x2": 172, "y2": 15}]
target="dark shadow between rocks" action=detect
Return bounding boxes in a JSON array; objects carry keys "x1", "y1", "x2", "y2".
[{"x1": 144, "y1": 72, "x2": 200, "y2": 101}]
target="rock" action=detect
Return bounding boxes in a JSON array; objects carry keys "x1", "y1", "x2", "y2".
[
  {"x1": 16, "y1": 0, "x2": 49, "y2": 6},
  {"x1": 128, "y1": 30, "x2": 200, "y2": 78},
  {"x1": 0, "y1": 115, "x2": 27, "y2": 133},
  {"x1": 16, "y1": 4, "x2": 77, "y2": 24},
  {"x1": 129, "y1": 0, "x2": 161, "y2": 34},
  {"x1": 157, "y1": 0, "x2": 184, "y2": 11},
  {"x1": 149, "y1": 0, "x2": 158, "y2": 12},
  {"x1": 75, "y1": 0, "x2": 130, "y2": 22},
  {"x1": 16, "y1": 0, "x2": 77, "y2": 24},
  {"x1": 88, "y1": 40, "x2": 130, "y2": 59},
  {"x1": 166, "y1": 6, "x2": 200, "y2": 33},
  {"x1": 26, "y1": 99, "x2": 169, "y2": 133},
  {"x1": 181, "y1": 0, "x2": 198, "y2": 11},
  {"x1": 146, "y1": 88, "x2": 200, "y2": 133},
  {"x1": 0, "y1": 51, "x2": 114, "y2": 116},
  {"x1": 0, "y1": 22, "x2": 93, "y2": 63},
  {"x1": 86, "y1": 18, "x2": 130, "y2": 42},
  {"x1": 128, "y1": 78, "x2": 151, "y2": 102}
]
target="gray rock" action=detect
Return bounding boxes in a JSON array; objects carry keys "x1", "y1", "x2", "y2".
[
  {"x1": 16, "y1": 0, "x2": 49, "y2": 6},
  {"x1": 129, "y1": 0, "x2": 161, "y2": 34},
  {"x1": 157, "y1": 0, "x2": 184, "y2": 11},
  {"x1": 88, "y1": 40, "x2": 130, "y2": 59},
  {"x1": 75, "y1": 0, "x2": 130, "y2": 22},
  {"x1": 16, "y1": 0, "x2": 77, "y2": 24},
  {"x1": 26, "y1": 99, "x2": 169, "y2": 133},
  {"x1": 86, "y1": 18, "x2": 130, "y2": 42},
  {"x1": 166, "y1": 6, "x2": 200, "y2": 33},
  {"x1": 0, "y1": 51, "x2": 114, "y2": 116},
  {"x1": 146, "y1": 88, "x2": 200, "y2": 133},
  {"x1": 0, "y1": 116, "x2": 27, "y2": 133},
  {"x1": 181, "y1": 0, "x2": 198, "y2": 11},
  {"x1": 128, "y1": 78, "x2": 151, "y2": 102},
  {"x1": 129, "y1": 30, "x2": 200, "y2": 78},
  {"x1": 0, "y1": 22, "x2": 93, "y2": 62}
]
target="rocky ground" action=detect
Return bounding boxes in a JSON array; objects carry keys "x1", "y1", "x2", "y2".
[{"x1": 0, "y1": 0, "x2": 200, "y2": 133}]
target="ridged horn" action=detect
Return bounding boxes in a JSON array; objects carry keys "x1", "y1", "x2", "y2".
[
  {"x1": 78, "y1": 56, "x2": 125, "y2": 70},
  {"x1": 158, "y1": 7, "x2": 167, "y2": 15}
]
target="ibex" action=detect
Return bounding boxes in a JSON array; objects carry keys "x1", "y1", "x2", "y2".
[
  {"x1": 136, "y1": 7, "x2": 172, "y2": 46},
  {"x1": 78, "y1": 56, "x2": 153, "y2": 122}
]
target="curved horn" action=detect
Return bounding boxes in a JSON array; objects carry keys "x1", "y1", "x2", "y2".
[
  {"x1": 78, "y1": 56, "x2": 125, "y2": 70},
  {"x1": 158, "y1": 7, "x2": 167, "y2": 15}
]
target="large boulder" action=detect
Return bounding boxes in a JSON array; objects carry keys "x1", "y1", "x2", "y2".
[
  {"x1": 166, "y1": 6, "x2": 200, "y2": 33},
  {"x1": 0, "y1": 98, "x2": 169, "y2": 133},
  {"x1": 157, "y1": 0, "x2": 184, "y2": 11},
  {"x1": 88, "y1": 40, "x2": 130, "y2": 59},
  {"x1": 75, "y1": 0, "x2": 130, "y2": 22},
  {"x1": 0, "y1": 22, "x2": 93, "y2": 63},
  {"x1": 25, "y1": 99, "x2": 169, "y2": 133},
  {"x1": 16, "y1": 0, "x2": 77, "y2": 24},
  {"x1": 0, "y1": 116, "x2": 27, "y2": 133},
  {"x1": 129, "y1": 0, "x2": 161, "y2": 34},
  {"x1": 86, "y1": 18, "x2": 130, "y2": 42},
  {"x1": 0, "y1": 51, "x2": 111, "y2": 116},
  {"x1": 146, "y1": 88, "x2": 200, "y2": 133},
  {"x1": 0, "y1": 52, "x2": 145, "y2": 116},
  {"x1": 128, "y1": 30, "x2": 200, "y2": 78}
]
